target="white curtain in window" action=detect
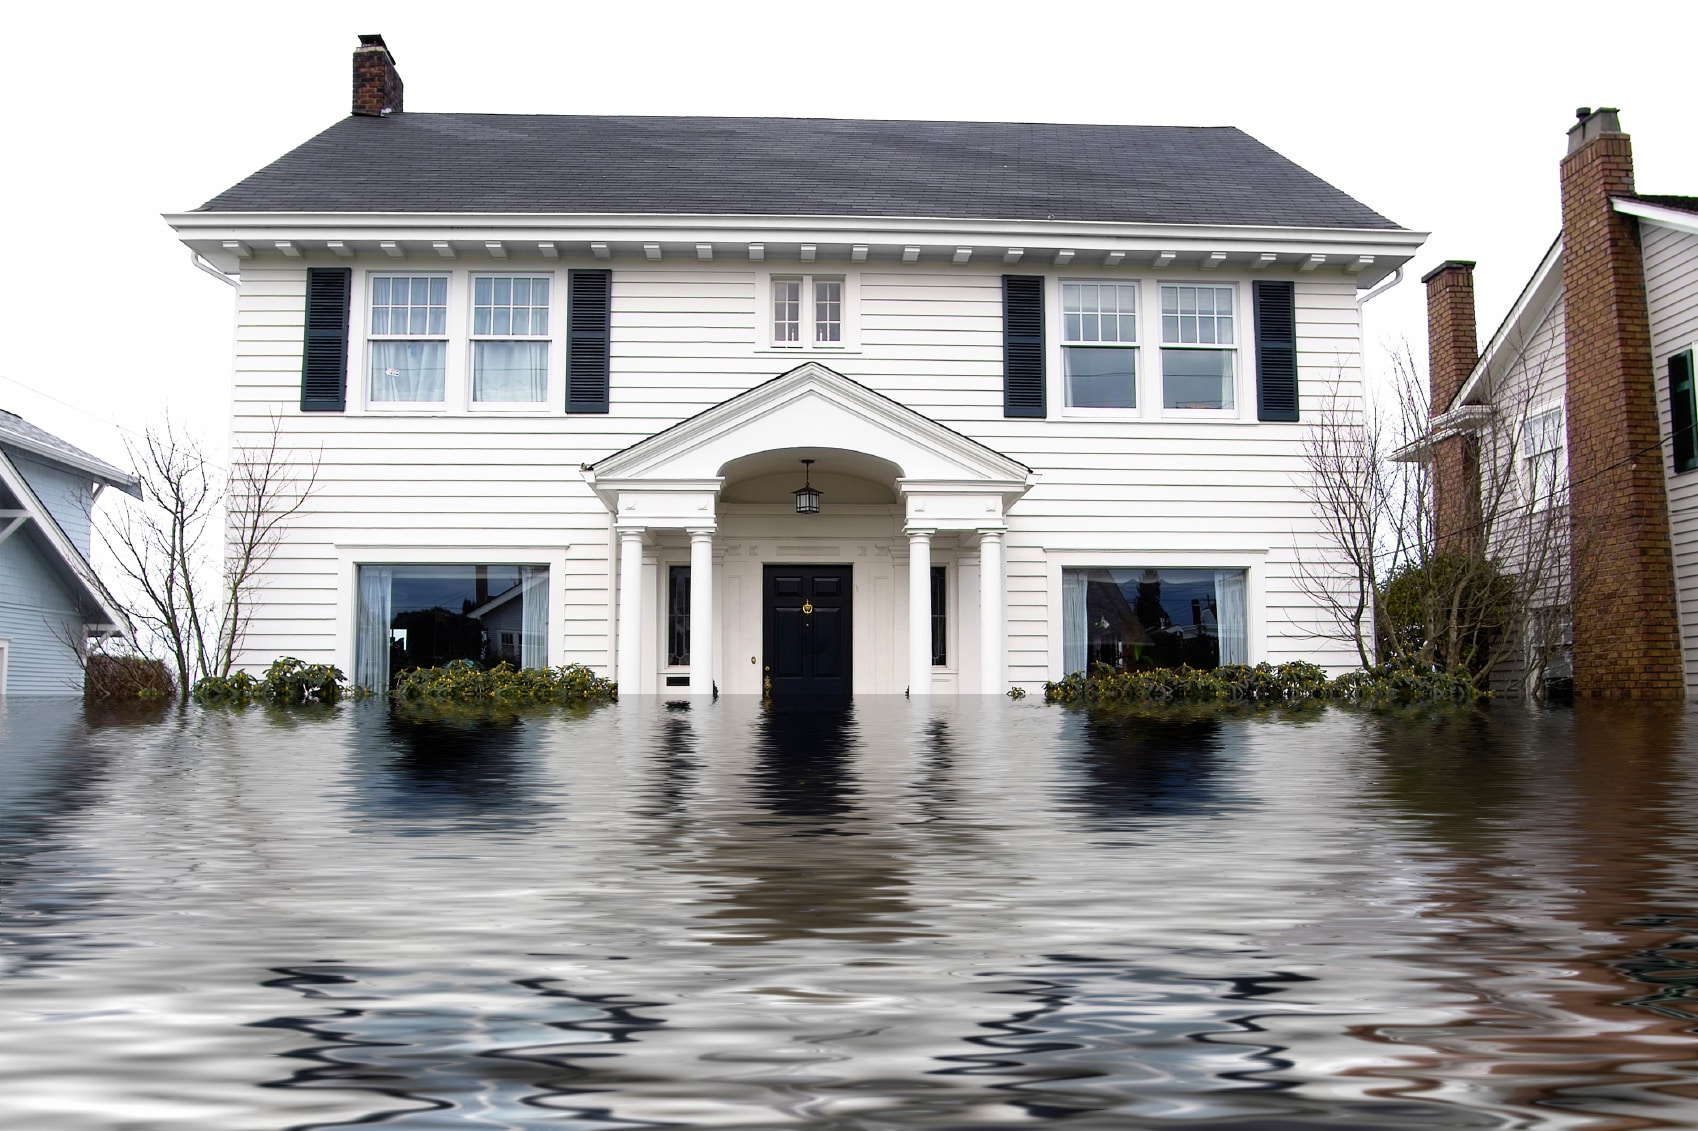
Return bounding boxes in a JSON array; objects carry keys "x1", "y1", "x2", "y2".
[
  {"x1": 355, "y1": 565, "x2": 394, "y2": 691},
  {"x1": 1215, "y1": 569, "x2": 1248, "y2": 665},
  {"x1": 473, "y1": 342, "x2": 548, "y2": 402},
  {"x1": 1062, "y1": 569, "x2": 1088, "y2": 675},
  {"x1": 369, "y1": 341, "x2": 446, "y2": 402},
  {"x1": 519, "y1": 565, "x2": 549, "y2": 670}
]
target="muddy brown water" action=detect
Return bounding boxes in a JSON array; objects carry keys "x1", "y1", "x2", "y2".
[{"x1": 1, "y1": 696, "x2": 1695, "y2": 1129}]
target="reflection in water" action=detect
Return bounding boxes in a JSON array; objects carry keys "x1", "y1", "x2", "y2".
[
  {"x1": 1, "y1": 698, "x2": 1697, "y2": 1128},
  {"x1": 1063, "y1": 710, "x2": 1241, "y2": 829}
]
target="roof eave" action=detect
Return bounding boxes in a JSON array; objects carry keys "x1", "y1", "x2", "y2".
[
  {"x1": 1449, "y1": 236, "x2": 1565, "y2": 412},
  {"x1": 0, "y1": 434, "x2": 140, "y2": 495}
]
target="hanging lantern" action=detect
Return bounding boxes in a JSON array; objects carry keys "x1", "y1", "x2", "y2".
[{"x1": 793, "y1": 459, "x2": 822, "y2": 514}]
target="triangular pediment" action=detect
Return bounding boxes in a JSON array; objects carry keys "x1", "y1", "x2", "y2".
[{"x1": 589, "y1": 362, "x2": 1031, "y2": 486}]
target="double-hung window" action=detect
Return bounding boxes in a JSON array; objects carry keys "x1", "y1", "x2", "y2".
[
  {"x1": 1523, "y1": 404, "x2": 1566, "y2": 507},
  {"x1": 772, "y1": 275, "x2": 845, "y2": 347},
  {"x1": 369, "y1": 275, "x2": 448, "y2": 403},
  {"x1": 1062, "y1": 282, "x2": 1138, "y2": 409},
  {"x1": 1160, "y1": 284, "x2": 1236, "y2": 410},
  {"x1": 471, "y1": 275, "x2": 551, "y2": 403}
]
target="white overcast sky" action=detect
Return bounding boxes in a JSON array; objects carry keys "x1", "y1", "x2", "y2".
[{"x1": 2, "y1": 0, "x2": 1694, "y2": 471}]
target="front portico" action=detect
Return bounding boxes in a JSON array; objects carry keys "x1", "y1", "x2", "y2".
[{"x1": 585, "y1": 363, "x2": 1033, "y2": 696}]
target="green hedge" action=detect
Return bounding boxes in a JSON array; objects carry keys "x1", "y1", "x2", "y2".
[
  {"x1": 192, "y1": 657, "x2": 355, "y2": 705},
  {"x1": 1043, "y1": 659, "x2": 1482, "y2": 707},
  {"x1": 389, "y1": 659, "x2": 617, "y2": 705}
]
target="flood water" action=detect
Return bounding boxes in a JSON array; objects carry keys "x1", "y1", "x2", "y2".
[{"x1": 2, "y1": 696, "x2": 1696, "y2": 1130}]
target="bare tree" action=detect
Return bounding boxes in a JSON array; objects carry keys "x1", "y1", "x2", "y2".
[
  {"x1": 1298, "y1": 336, "x2": 1572, "y2": 696},
  {"x1": 99, "y1": 415, "x2": 318, "y2": 700}
]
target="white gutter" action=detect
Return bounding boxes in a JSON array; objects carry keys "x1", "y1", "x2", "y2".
[{"x1": 190, "y1": 249, "x2": 239, "y2": 288}]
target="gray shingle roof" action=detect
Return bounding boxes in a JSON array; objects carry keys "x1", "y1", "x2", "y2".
[
  {"x1": 0, "y1": 409, "x2": 137, "y2": 492},
  {"x1": 198, "y1": 114, "x2": 1402, "y2": 231}
]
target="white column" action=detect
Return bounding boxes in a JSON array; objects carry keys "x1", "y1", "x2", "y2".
[
  {"x1": 907, "y1": 528, "x2": 933, "y2": 696},
  {"x1": 978, "y1": 528, "x2": 1004, "y2": 695},
  {"x1": 688, "y1": 528, "x2": 714, "y2": 696},
  {"x1": 616, "y1": 527, "x2": 644, "y2": 695}
]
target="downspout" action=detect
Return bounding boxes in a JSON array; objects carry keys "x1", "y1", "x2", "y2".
[
  {"x1": 1356, "y1": 264, "x2": 1404, "y2": 310},
  {"x1": 190, "y1": 249, "x2": 240, "y2": 288}
]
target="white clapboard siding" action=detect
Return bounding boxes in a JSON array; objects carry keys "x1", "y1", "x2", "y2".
[
  {"x1": 227, "y1": 259, "x2": 1366, "y2": 683},
  {"x1": 1644, "y1": 223, "x2": 1698, "y2": 693}
]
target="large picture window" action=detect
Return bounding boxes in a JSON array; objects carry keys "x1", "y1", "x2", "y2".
[
  {"x1": 355, "y1": 564, "x2": 548, "y2": 690},
  {"x1": 1062, "y1": 567, "x2": 1247, "y2": 674},
  {"x1": 1062, "y1": 281, "x2": 1138, "y2": 408},
  {"x1": 1160, "y1": 284, "x2": 1236, "y2": 410}
]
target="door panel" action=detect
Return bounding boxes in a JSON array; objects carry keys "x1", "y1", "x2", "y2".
[{"x1": 763, "y1": 565, "x2": 853, "y2": 702}]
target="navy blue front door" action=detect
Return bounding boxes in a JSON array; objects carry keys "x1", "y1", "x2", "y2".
[{"x1": 763, "y1": 565, "x2": 852, "y2": 702}]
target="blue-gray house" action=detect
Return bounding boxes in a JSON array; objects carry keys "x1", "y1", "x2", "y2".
[{"x1": 0, "y1": 411, "x2": 138, "y2": 695}]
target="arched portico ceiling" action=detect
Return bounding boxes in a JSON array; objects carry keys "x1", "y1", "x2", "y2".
[{"x1": 584, "y1": 363, "x2": 1034, "y2": 513}]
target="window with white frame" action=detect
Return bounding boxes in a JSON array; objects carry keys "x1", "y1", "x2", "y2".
[
  {"x1": 772, "y1": 275, "x2": 845, "y2": 347},
  {"x1": 1062, "y1": 281, "x2": 1138, "y2": 409},
  {"x1": 1061, "y1": 567, "x2": 1249, "y2": 674},
  {"x1": 1523, "y1": 404, "x2": 1566, "y2": 507},
  {"x1": 1160, "y1": 284, "x2": 1236, "y2": 410},
  {"x1": 368, "y1": 275, "x2": 449, "y2": 403},
  {"x1": 471, "y1": 275, "x2": 551, "y2": 403}
]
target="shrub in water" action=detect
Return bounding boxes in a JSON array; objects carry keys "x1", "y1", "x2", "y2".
[
  {"x1": 1044, "y1": 658, "x2": 1482, "y2": 707},
  {"x1": 192, "y1": 657, "x2": 352, "y2": 706},
  {"x1": 86, "y1": 653, "x2": 175, "y2": 702},
  {"x1": 389, "y1": 660, "x2": 617, "y2": 706}
]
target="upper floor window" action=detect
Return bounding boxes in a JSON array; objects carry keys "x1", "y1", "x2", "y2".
[
  {"x1": 471, "y1": 275, "x2": 551, "y2": 403},
  {"x1": 1523, "y1": 404, "x2": 1566, "y2": 507},
  {"x1": 771, "y1": 274, "x2": 846, "y2": 348},
  {"x1": 1160, "y1": 284, "x2": 1236, "y2": 410},
  {"x1": 369, "y1": 275, "x2": 448, "y2": 403},
  {"x1": 1062, "y1": 282, "x2": 1138, "y2": 409}
]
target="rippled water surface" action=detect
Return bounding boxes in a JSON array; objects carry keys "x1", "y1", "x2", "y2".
[{"x1": 3, "y1": 696, "x2": 1697, "y2": 1130}]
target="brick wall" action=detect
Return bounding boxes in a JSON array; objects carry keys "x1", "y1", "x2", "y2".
[
  {"x1": 353, "y1": 35, "x2": 403, "y2": 117},
  {"x1": 1560, "y1": 110, "x2": 1684, "y2": 699},
  {"x1": 1424, "y1": 261, "x2": 1482, "y2": 553}
]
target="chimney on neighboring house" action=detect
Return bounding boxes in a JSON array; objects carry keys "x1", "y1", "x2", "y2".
[
  {"x1": 1423, "y1": 260, "x2": 1482, "y2": 553},
  {"x1": 353, "y1": 34, "x2": 403, "y2": 117},
  {"x1": 1559, "y1": 107, "x2": 1683, "y2": 699}
]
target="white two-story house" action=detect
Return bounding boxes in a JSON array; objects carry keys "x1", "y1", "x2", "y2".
[{"x1": 166, "y1": 34, "x2": 1423, "y2": 699}]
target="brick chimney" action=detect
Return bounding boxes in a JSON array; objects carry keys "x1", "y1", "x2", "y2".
[
  {"x1": 1423, "y1": 260, "x2": 1482, "y2": 553},
  {"x1": 1559, "y1": 107, "x2": 1683, "y2": 699},
  {"x1": 353, "y1": 34, "x2": 403, "y2": 117}
]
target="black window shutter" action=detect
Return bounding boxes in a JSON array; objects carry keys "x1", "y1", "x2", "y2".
[
  {"x1": 1253, "y1": 281, "x2": 1299, "y2": 422},
  {"x1": 1672, "y1": 350, "x2": 1697, "y2": 473},
  {"x1": 567, "y1": 269, "x2": 612, "y2": 414},
  {"x1": 300, "y1": 267, "x2": 351, "y2": 412},
  {"x1": 1002, "y1": 275, "x2": 1046, "y2": 418}
]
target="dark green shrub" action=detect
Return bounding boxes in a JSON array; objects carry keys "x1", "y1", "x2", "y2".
[
  {"x1": 389, "y1": 660, "x2": 617, "y2": 706},
  {"x1": 192, "y1": 657, "x2": 355, "y2": 706},
  {"x1": 1044, "y1": 658, "x2": 1483, "y2": 708},
  {"x1": 1378, "y1": 551, "x2": 1517, "y2": 677}
]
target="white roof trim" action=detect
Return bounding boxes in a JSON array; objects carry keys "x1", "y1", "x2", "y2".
[
  {"x1": 0, "y1": 432, "x2": 140, "y2": 497},
  {"x1": 1613, "y1": 196, "x2": 1698, "y2": 238},
  {"x1": 586, "y1": 361, "x2": 1033, "y2": 499},
  {"x1": 1450, "y1": 236, "x2": 1564, "y2": 411},
  {"x1": 0, "y1": 449, "x2": 130, "y2": 636}
]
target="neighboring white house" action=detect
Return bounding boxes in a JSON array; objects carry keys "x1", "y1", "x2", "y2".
[
  {"x1": 1423, "y1": 108, "x2": 1698, "y2": 700},
  {"x1": 166, "y1": 34, "x2": 1424, "y2": 698},
  {"x1": 0, "y1": 410, "x2": 136, "y2": 695}
]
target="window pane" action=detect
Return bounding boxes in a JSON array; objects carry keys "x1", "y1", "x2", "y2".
[
  {"x1": 474, "y1": 277, "x2": 492, "y2": 305},
  {"x1": 773, "y1": 278, "x2": 801, "y2": 342},
  {"x1": 429, "y1": 278, "x2": 448, "y2": 305},
  {"x1": 371, "y1": 308, "x2": 390, "y2": 335},
  {"x1": 1162, "y1": 348, "x2": 1234, "y2": 410},
  {"x1": 473, "y1": 308, "x2": 490, "y2": 335},
  {"x1": 369, "y1": 340, "x2": 447, "y2": 402},
  {"x1": 1062, "y1": 282, "x2": 1136, "y2": 343},
  {"x1": 493, "y1": 277, "x2": 511, "y2": 305},
  {"x1": 667, "y1": 565, "x2": 691, "y2": 666},
  {"x1": 815, "y1": 279, "x2": 842, "y2": 343},
  {"x1": 512, "y1": 278, "x2": 530, "y2": 306},
  {"x1": 930, "y1": 565, "x2": 947, "y2": 667},
  {"x1": 1060, "y1": 567, "x2": 1245, "y2": 672},
  {"x1": 472, "y1": 341, "x2": 548, "y2": 402},
  {"x1": 1065, "y1": 346, "x2": 1137, "y2": 409},
  {"x1": 357, "y1": 563, "x2": 548, "y2": 686}
]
